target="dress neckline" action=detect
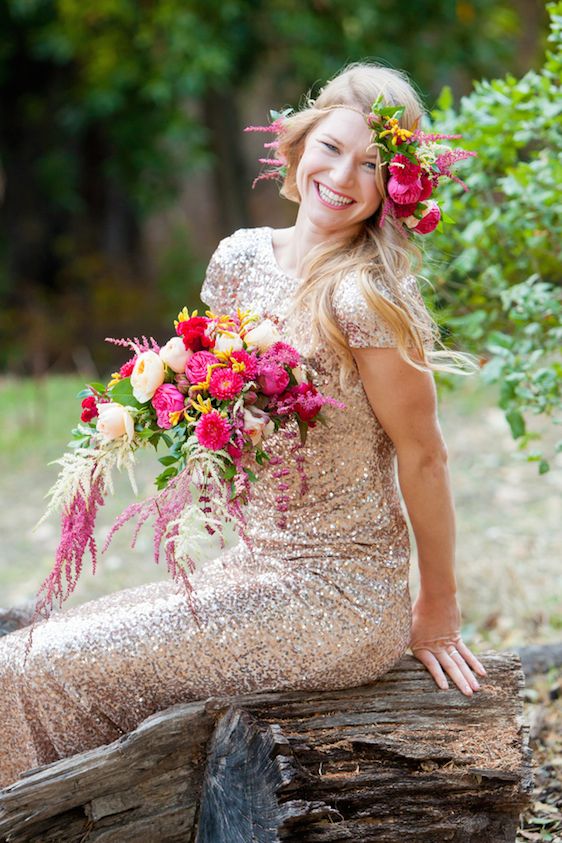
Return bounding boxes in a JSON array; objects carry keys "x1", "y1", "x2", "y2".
[{"x1": 264, "y1": 227, "x2": 301, "y2": 282}]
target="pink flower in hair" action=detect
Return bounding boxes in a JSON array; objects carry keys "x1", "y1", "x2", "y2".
[
  {"x1": 195, "y1": 410, "x2": 231, "y2": 451},
  {"x1": 389, "y1": 154, "x2": 421, "y2": 185},
  {"x1": 408, "y1": 201, "x2": 441, "y2": 235},
  {"x1": 387, "y1": 175, "x2": 422, "y2": 205}
]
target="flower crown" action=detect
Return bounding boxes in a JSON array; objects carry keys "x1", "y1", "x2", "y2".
[{"x1": 245, "y1": 96, "x2": 476, "y2": 236}]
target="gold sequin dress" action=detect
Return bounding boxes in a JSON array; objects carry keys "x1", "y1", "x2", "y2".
[{"x1": 0, "y1": 226, "x2": 422, "y2": 788}]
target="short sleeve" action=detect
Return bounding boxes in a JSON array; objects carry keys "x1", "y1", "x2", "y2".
[
  {"x1": 333, "y1": 273, "x2": 435, "y2": 350},
  {"x1": 333, "y1": 273, "x2": 399, "y2": 348},
  {"x1": 200, "y1": 235, "x2": 239, "y2": 313}
]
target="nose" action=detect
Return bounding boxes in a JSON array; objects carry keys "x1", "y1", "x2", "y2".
[{"x1": 330, "y1": 155, "x2": 355, "y2": 188}]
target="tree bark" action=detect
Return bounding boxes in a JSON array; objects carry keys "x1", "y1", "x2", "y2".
[{"x1": 0, "y1": 653, "x2": 531, "y2": 843}]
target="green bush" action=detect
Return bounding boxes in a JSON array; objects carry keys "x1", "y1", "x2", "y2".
[{"x1": 427, "y1": 1, "x2": 562, "y2": 471}]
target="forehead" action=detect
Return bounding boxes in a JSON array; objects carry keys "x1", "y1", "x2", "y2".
[{"x1": 310, "y1": 108, "x2": 373, "y2": 148}]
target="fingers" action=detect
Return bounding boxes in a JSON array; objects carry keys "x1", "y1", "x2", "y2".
[
  {"x1": 412, "y1": 643, "x2": 487, "y2": 697},
  {"x1": 454, "y1": 639, "x2": 487, "y2": 676},
  {"x1": 412, "y1": 648, "x2": 450, "y2": 691}
]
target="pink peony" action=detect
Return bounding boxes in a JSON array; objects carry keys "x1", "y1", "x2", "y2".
[
  {"x1": 195, "y1": 410, "x2": 231, "y2": 450},
  {"x1": 185, "y1": 350, "x2": 218, "y2": 384},
  {"x1": 151, "y1": 383, "x2": 185, "y2": 429},
  {"x1": 258, "y1": 360, "x2": 290, "y2": 396},
  {"x1": 387, "y1": 175, "x2": 422, "y2": 205},
  {"x1": 413, "y1": 201, "x2": 441, "y2": 234},
  {"x1": 208, "y1": 367, "x2": 244, "y2": 400},
  {"x1": 262, "y1": 341, "x2": 300, "y2": 368},
  {"x1": 389, "y1": 154, "x2": 421, "y2": 185},
  {"x1": 230, "y1": 349, "x2": 259, "y2": 381}
]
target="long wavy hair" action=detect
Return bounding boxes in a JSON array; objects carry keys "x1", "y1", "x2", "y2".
[{"x1": 275, "y1": 63, "x2": 473, "y2": 387}]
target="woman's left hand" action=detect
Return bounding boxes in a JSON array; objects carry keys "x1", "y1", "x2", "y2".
[{"x1": 409, "y1": 593, "x2": 487, "y2": 697}]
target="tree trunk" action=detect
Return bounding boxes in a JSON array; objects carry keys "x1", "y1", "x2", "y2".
[{"x1": 0, "y1": 653, "x2": 531, "y2": 843}]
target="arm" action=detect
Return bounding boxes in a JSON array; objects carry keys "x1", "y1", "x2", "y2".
[{"x1": 351, "y1": 346, "x2": 486, "y2": 696}]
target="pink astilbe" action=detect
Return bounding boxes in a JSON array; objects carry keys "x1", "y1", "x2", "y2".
[
  {"x1": 435, "y1": 148, "x2": 477, "y2": 189},
  {"x1": 105, "y1": 335, "x2": 160, "y2": 354},
  {"x1": 35, "y1": 473, "x2": 105, "y2": 619}
]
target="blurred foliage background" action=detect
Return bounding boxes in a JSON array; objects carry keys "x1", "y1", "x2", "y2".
[{"x1": 0, "y1": 0, "x2": 559, "y2": 467}]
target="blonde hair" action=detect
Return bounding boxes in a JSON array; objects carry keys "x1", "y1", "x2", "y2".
[{"x1": 276, "y1": 62, "x2": 474, "y2": 387}]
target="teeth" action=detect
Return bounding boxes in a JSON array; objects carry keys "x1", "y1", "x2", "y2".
[{"x1": 318, "y1": 183, "x2": 353, "y2": 206}]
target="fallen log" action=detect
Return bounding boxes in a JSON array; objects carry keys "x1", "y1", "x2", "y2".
[{"x1": 0, "y1": 652, "x2": 531, "y2": 843}]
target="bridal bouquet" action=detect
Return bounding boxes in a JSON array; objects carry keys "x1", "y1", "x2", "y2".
[{"x1": 36, "y1": 306, "x2": 343, "y2": 617}]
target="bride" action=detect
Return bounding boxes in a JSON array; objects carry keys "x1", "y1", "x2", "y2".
[{"x1": 0, "y1": 62, "x2": 485, "y2": 789}]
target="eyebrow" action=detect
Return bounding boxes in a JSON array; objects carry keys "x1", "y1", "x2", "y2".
[{"x1": 320, "y1": 133, "x2": 379, "y2": 159}]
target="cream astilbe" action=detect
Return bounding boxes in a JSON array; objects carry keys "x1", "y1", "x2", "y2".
[{"x1": 103, "y1": 436, "x2": 248, "y2": 604}]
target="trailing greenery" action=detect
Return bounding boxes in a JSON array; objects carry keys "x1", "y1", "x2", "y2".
[{"x1": 427, "y1": 1, "x2": 562, "y2": 471}]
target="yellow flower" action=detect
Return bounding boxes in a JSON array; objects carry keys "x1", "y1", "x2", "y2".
[
  {"x1": 379, "y1": 118, "x2": 413, "y2": 143},
  {"x1": 107, "y1": 372, "x2": 121, "y2": 388},
  {"x1": 190, "y1": 394, "x2": 213, "y2": 414},
  {"x1": 173, "y1": 306, "x2": 198, "y2": 330}
]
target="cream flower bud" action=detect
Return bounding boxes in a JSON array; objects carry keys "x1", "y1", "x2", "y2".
[
  {"x1": 244, "y1": 319, "x2": 280, "y2": 352},
  {"x1": 291, "y1": 365, "x2": 307, "y2": 384},
  {"x1": 214, "y1": 332, "x2": 244, "y2": 354},
  {"x1": 242, "y1": 406, "x2": 271, "y2": 446},
  {"x1": 97, "y1": 403, "x2": 134, "y2": 443},
  {"x1": 159, "y1": 337, "x2": 193, "y2": 373},
  {"x1": 130, "y1": 351, "x2": 165, "y2": 403}
]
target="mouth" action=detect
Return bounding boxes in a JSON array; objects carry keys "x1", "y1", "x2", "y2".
[{"x1": 314, "y1": 181, "x2": 355, "y2": 210}]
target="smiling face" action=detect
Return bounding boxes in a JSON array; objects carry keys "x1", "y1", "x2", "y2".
[{"x1": 294, "y1": 107, "x2": 383, "y2": 239}]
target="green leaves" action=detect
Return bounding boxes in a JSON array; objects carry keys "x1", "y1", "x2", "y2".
[
  {"x1": 425, "y1": 4, "x2": 562, "y2": 474},
  {"x1": 108, "y1": 377, "x2": 144, "y2": 409}
]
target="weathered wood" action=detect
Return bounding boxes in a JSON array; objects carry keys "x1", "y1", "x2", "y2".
[{"x1": 0, "y1": 653, "x2": 532, "y2": 842}]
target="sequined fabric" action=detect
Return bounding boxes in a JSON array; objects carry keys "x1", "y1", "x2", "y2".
[{"x1": 0, "y1": 226, "x2": 424, "y2": 788}]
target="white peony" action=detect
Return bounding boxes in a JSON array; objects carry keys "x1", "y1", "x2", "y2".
[
  {"x1": 130, "y1": 351, "x2": 165, "y2": 402},
  {"x1": 243, "y1": 319, "x2": 280, "y2": 352},
  {"x1": 159, "y1": 337, "x2": 192, "y2": 373},
  {"x1": 97, "y1": 403, "x2": 134, "y2": 443},
  {"x1": 214, "y1": 332, "x2": 244, "y2": 354}
]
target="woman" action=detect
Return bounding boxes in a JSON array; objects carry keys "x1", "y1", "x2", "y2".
[{"x1": 0, "y1": 63, "x2": 485, "y2": 789}]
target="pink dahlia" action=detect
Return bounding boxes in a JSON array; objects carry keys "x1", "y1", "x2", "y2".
[
  {"x1": 387, "y1": 175, "x2": 422, "y2": 205},
  {"x1": 119, "y1": 357, "x2": 136, "y2": 378},
  {"x1": 392, "y1": 201, "x2": 419, "y2": 219},
  {"x1": 413, "y1": 202, "x2": 441, "y2": 234},
  {"x1": 151, "y1": 383, "x2": 185, "y2": 429},
  {"x1": 230, "y1": 349, "x2": 259, "y2": 381},
  {"x1": 185, "y1": 350, "x2": 218, "y2": 384},
  {"x1": 262, "y1": 341, "x2": 300, "y2": 368},
  {"x1": 209, "y1": 367, "x2": 244, "y2": 400},
  {"x1": 195, "y1": 410, "x2": 231, "y2": 450},
  {"x1": 388, "y1": 154, "x2": 421, "y2": 185}
]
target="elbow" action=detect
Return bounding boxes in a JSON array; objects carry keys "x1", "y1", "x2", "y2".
[{"x1": 397, "y1": 437, "x2": 449, "y2": 473}]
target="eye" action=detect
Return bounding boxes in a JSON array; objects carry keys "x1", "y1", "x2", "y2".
[
  {"x1": 364, "y1": 161, "x2": 377, "y2": 171},
  {"x1": 321, "y1": 141, "x2": 339, "y2": 152}
]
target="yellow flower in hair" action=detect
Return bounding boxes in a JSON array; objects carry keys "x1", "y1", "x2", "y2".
[{"x1": 107, "y1": 372, "x2": 121, "y2": 389}]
